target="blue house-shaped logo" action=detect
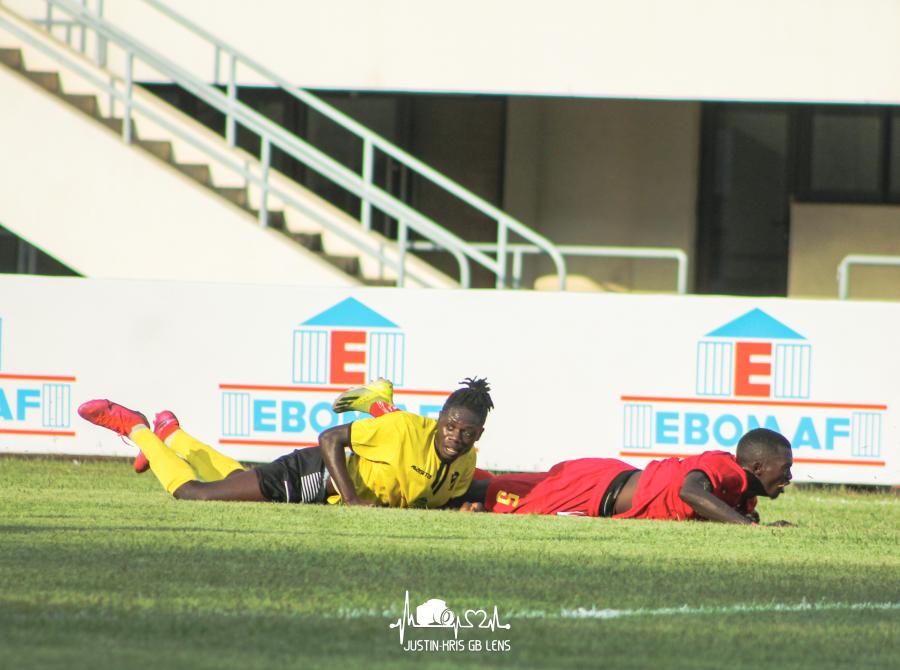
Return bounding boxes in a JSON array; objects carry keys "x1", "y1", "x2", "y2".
[
  {"x1": 696, "y1": 309, "x2": 811, "y2": 399},
  {"x1": 292, "y1": 298, "x2": 405, "y2": 385}
]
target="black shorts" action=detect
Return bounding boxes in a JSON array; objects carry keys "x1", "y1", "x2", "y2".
[{"x1": 254, "y1": 447, "x2": 329, "y2": 504}]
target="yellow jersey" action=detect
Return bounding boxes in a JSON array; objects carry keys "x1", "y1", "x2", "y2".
[{"x1": 327, "y1": 411, "x2": 475, "y2": 508}]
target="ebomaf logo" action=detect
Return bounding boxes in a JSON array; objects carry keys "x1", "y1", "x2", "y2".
[
  {"x1": 621, "y1": 309, "x2": 886, "y2": 468},
  {"x1": 0, "y1": 317, "x2": 77, "y2": 439},
  {"x1": 291, "y1": 296, "x2": 406, "y2": 386},
  {"x1": 217, "y1": 298, "x2": 448, "y2": 451},
  {"x1": 695, "y1": 308, "x2": 811, "y2": 400}
]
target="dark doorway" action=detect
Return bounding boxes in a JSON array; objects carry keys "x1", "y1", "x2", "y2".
[
  {"x1": 697, "y1": 104, "x2": 793, "y2": 296},
  {"x1": 0, "y1": 225, "x2": 77, "y2": 276}
]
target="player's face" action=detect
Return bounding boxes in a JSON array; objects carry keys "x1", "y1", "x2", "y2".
[
  {"x1": 754, "y1": 450, "x2": 794, "y2": 498},
  {"x1": 434, "y1": 406, "x2": 483, "y2": 461}
]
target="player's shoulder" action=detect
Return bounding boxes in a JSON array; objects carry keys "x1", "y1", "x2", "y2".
[
  {"x1": 372, "y1": 410, "x2": 436, "y2": 431},
  {"x1": 696, "y1": 449, "x2": 737, "y2": 462},
  {"x1": 693, "y1": 450, "x2": 745, "y2": 482}
]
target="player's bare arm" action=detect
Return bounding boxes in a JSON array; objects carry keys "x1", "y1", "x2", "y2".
[
  {"x1": 318, "y1": 424, "x2": 374, "y2": 507},
  {"x1": 457, "y1": 501, "x2": 486, "y2": 512},
  {"x1": 678, "y1": 470, "x2": 755, "y2": 524}
]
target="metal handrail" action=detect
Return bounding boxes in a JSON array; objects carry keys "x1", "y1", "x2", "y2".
[
  {"x1": 0, "y1": 5, "x2": 442, "y2": 288},
  {"x1": 32, "y1": 0, "x2": 568, "y2": 289},
  {"x1": 409, "y1": 241, "x2": 689, "y2": 293},
  {"x1": 837, "y1": 254, "x2": 900, "y2": 299},
  {"x1": 23, "y1": 0, "x2": 490, "y2": 287},
  {"x1": 135, "y1": 0, "x2": 566, "y2": 290}
]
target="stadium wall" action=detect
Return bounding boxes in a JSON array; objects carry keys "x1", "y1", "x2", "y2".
[
  {"x1": 503, "y1": 98, "x2": 700, "y2": 290},
  {"x1": 789, "y1": 202, "x2": 900, "y2": 300},
  {"x1": 1, "y1": 274, "x2": 896, "y2": 485},
  {"x1": 6, "y1": 0, "x2": 896, "y2": 104}
]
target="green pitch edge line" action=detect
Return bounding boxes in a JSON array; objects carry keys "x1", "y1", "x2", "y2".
[{"x1": 333, "y1": 601, "x2": 900, "y2": 620}]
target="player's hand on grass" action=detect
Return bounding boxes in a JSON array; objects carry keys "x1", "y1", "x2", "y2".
[
  {"x1": 744, "y1": 511, "x2": 761, "y2": 523},
  {"x1": 344, "y1": 496, "x2": 377, "y2": 507},
  {"x1": 458, "y1": 502, "x2": 486, "y2": 513}
]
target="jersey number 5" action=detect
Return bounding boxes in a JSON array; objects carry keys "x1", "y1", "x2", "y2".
[{"x1": 495, "y1": 490, "x2": 520, "y2": 508}]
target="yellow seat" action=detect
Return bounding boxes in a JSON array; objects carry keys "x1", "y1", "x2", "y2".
[{"x1": 533, "y1": 274, "x2": 628, "y2": 292}]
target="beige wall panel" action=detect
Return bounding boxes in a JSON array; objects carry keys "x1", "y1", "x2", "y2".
[
  {"x1": 789, "y1": 203, "x2": 900, "y2": 300},
  {"x1": 504, "y1": 98, "x2": 700, "y2": 291}
]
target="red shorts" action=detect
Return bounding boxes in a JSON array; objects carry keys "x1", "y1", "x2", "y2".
[{"x1": 485, "y1": 458, "x2": 636, "y2": 516}]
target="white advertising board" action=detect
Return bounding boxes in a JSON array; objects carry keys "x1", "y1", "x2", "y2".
[{"x1": 0, "y1": 275, "x2": 896, "y2": 485}]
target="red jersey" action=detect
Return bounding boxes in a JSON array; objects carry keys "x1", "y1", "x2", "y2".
[
  {"x1": 615, "y1": 450, "x2": 757, "y2": 521},
  {"x1": 486, "y1": 458, "x2": 636, "y2": 516}
]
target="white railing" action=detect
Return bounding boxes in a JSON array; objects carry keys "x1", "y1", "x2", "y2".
[
  {"x1": 0, "y1": 5, "x2": 444, "y2": 288},
  {"x1": 837, "y1": 254, "x2": 900, "y2": 299},
  {"x1": 25, "y1": 0, "x2": 568, "y2": 289},
  {"x1": 409, "y1": 242, "x2": 689, "y2": 292}
]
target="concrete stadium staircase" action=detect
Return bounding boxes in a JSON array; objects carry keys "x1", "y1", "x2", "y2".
[{"x1": 0, "y1": 45, "x2": 396, "y2": 285}]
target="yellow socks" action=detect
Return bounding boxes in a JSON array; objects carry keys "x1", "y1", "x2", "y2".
[
  {"x1": 167, "y1": 429, "x2": 244, "y2": 481},
  {"x1": 130, "y1": 428, "x2": 197, "y2": 495}
]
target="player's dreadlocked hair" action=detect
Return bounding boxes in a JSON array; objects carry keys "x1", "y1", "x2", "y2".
[{"x1": 441, "y1": 377, "x2": 494, "y2": 424}]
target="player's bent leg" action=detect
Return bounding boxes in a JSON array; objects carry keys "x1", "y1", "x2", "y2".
[
  {"x1": 133, "y1": 451, "x2": 150, "y2": 474},
  {"x1": 130, "y1": 427, "x2": 198, "y2": 495},
  {"x1": 173, "y1": 469, "x2": 267, "y2": 502},
  {"x1": 154, "y1": 411, "x2": 244, "y2": 481},
  {"x1": 78, "y1": 399, "x2": 197, "y2": 495},
  {"x1": 332, "y1": 378, "x2": 395, "y2": 415},
  {"x1": 79, "y1": 399, "x2": 149, "y2": 476}
]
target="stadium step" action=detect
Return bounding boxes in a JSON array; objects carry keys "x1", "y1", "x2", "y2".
[
  {"x1": 280, "y1": 230, "x2": 390, "y2": 285},
  {"x1": 0, "y1": 46, "x2": 384, "y2": 285},
  {"x1": 100, "y1": 116, "x2": 124, "y2": 134},
  {"x1": 175, "y1": 163, "x2": 212, "y2": 184},
  {"x1": 135, "y1": 139, "x2": 174, "y2": 162},
  {"x1": 287, "y1": 231, "x2": 324, "y2": 252},
  {"x1": 247, "y1": 208, "x2": 286, "y2": 229},
  {"x1": 62, "y1": 93, "x2": 99, "y2": 116},
  {"x1": 0, "y1": 47, "x2": 23, "y2": 69},
  {"x1": 24, "y1": 70, "x2": 60, "y2": 92},
  {"x1": 217, "y1": 186, "x2": 249, "y2": 208}
]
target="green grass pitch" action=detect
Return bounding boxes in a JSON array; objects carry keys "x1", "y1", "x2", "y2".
[{"x1": 1, "y1": 457, "x2": 898, "y2": 669}]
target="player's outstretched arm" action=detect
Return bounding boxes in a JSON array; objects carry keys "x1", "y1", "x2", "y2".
[
  {"x1": 444, "y1": 479, "x2": 491, "y2": 511},
  {"x1": 679, "y1": 470, "x2": 756, "y2": 524},
  {"x1": 319, "y1": 424, "x2": 375, "y2": 507}
]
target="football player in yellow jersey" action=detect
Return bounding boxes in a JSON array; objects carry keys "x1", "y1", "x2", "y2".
[
  {"x1": 77, "y1": 378, "x2": 493, "y2": 509},
  {"x1": 320, "y1": 378, "x2": 491, "y2": 508}
]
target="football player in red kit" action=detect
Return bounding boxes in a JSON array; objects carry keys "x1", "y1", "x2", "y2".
[{"x1": 479, "y1": 429, "x2": 793, "y2": 525}]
